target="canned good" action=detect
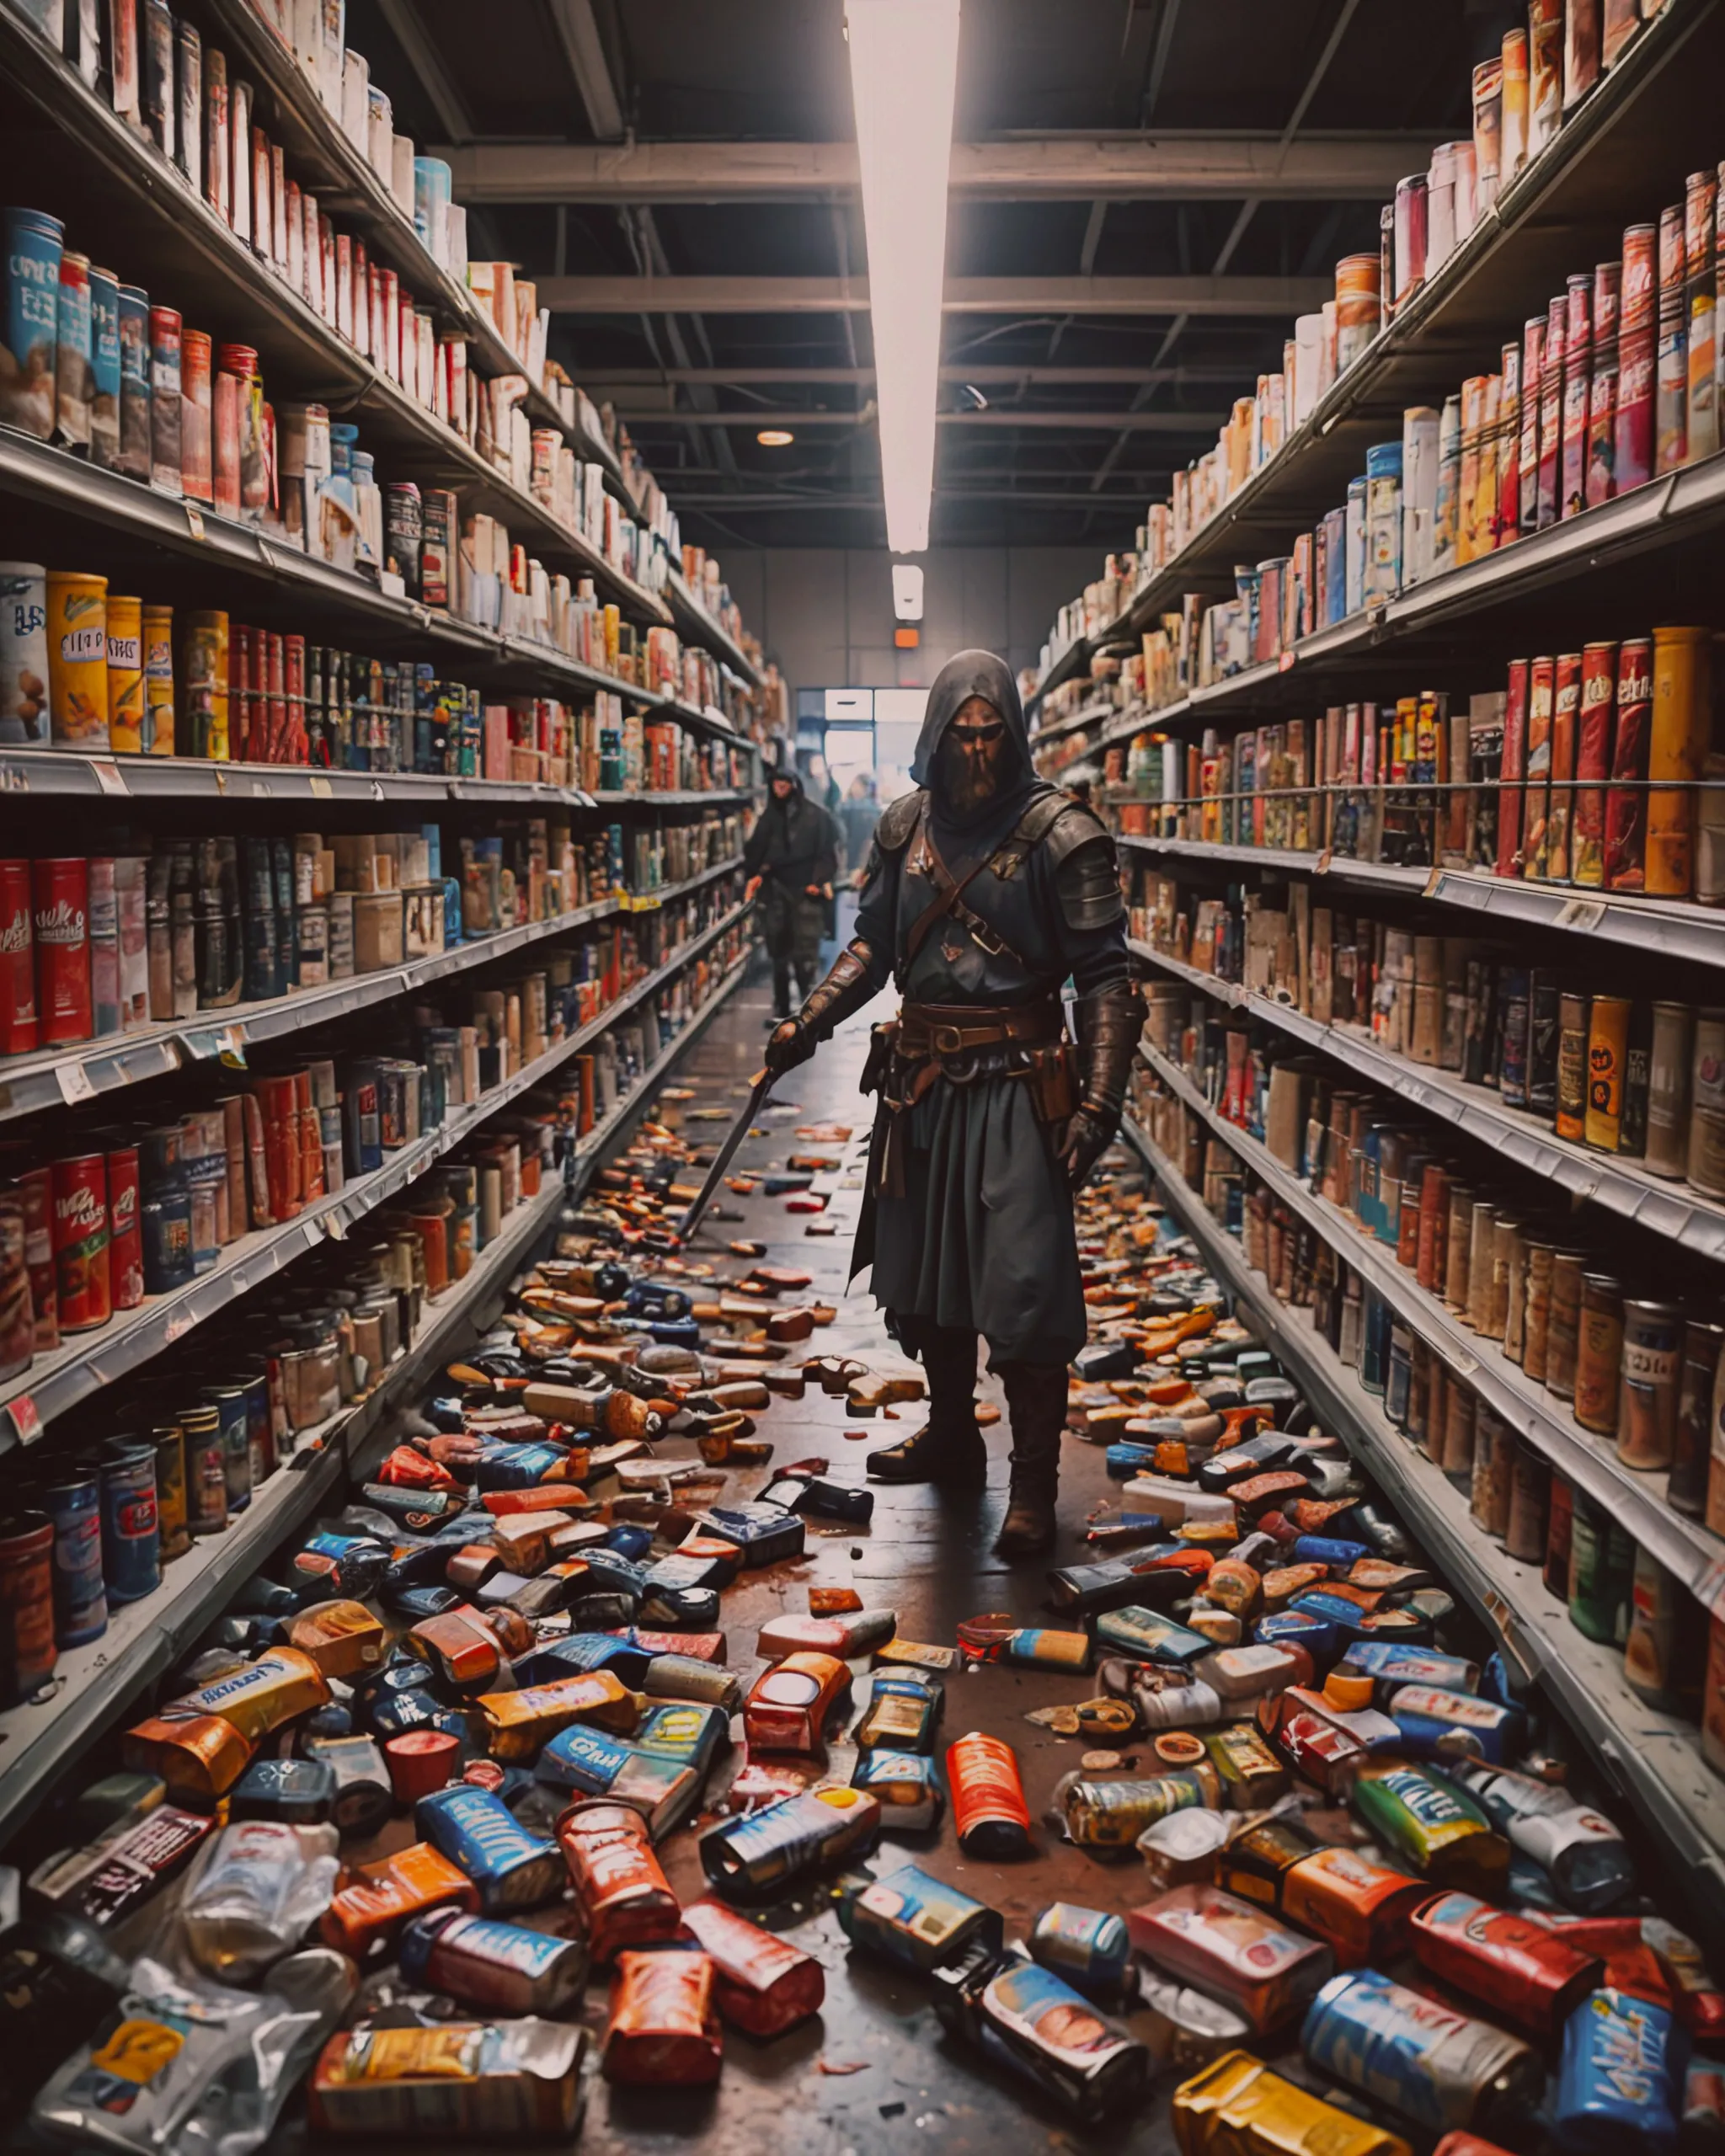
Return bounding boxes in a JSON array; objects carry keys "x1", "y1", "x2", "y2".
[
  {"x1": 53, "y1": 249, "x2": 91, "y2": 451},
  {"x1": 93, "y1": 1443, "x2": 158, "y2": 1605},
  {"x1": 1171, "y1": 2051, "x2": 1409, "y2": 2156},
  {"x1": 680, "y1": 1896, "x2": 825, "y2": 2035},
  {"x1": 149, "y1": 304, "x2": 181, "y2": 494},
  {"x1": 152, "y1": 1422, "x2": 190, "y2": 1560},
  {"x1": 50, "y1": 1152, "x2": 109, "y2": 1331},
  {"x1": 39, "y1": 1470, "x2": 107, "y2": 1646},
  {"x1": 45, "y1": 570, "x2": 107, "y2": 745},
  {"x1": 1, "y1": 208, "x2": 62, "y2": 440},
  {"x1": 0, "y1": 563, "x2": 49, "y2": 747},
  {"x1": 179, "y1": 1403, "x2": 228, "y2": 1537},
  {"x1": 0, "y1": 1512, "x2": 56, "y2": 1705},
  {"x1": 1617, "y1": 1298, "x2": 1685, "y2": 1470},
  {"x1": 933, "y1": 1951, "x2": 1151, "y2": 2123},
  {"x1": 1672, "y1": 1320, "x2": 1722, "y2": 1521},
  {"x1": 948, "y1": 1730, "x2": 1034, "y2": 1855},
  {"x1": 1583, "y1": 994, "x2": 1631, "y2": 1150},
  {"x1": 1647, "y1": 1000, "x2": 1695, "y2": 1177},
  {"x1": 398, "y1": 1907, "x2": 588, "y2": 2018},
  {"x1": 116, "y1": 284, "x2": 151, "y2": 482},
  {"x1": 1573, "y1": 1273, "x2": 1624, "y2": 1433},
  {"x1": 1503, "y1": 1441, "x2": 1550, "y2": 1564},
  {"x1": 1647, "y1": 625, "x2": 1711, "y2": 898},
  {"x1": 1624, "y1": 1545, "x2": 1689, "y2": 1710},
  {"x1": 1556, "y1": 990, "x2": 1589, "y2": 1139},
  {"x1": 1690, "y1": 1009, "x2": 1725, "y2": 1194},
  {"x1": 1302, "y1": 1967, "x2": 1541, "y2": 2133}
]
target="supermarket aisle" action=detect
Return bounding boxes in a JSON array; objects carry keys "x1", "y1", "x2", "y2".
[{"x1": 581, "y1": 969, "x2": 1159, "y2": 2156}]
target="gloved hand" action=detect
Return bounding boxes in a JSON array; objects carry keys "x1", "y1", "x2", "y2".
[
  {"x1": 764, "y1": 1016, "x2": 817, "y2": 1078},
  {"x1": 1059, "y1": 1105, "x2": 1119, "y2": 1191}
]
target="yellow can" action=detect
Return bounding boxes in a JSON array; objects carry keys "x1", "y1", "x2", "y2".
[
  {"x1": 104, "y1": 592, "x2": 143, "y2": 755},
  {"x1": 141, "y1": 603, "x2": 174, "y2": 755},
  {"x1": 45, "y1": 569, "x2": 109, "y2": 744},
  {"x1": 1646, "y1": 624, "x2": 1713, "y2": 896},
  {"x1": 1172, "y1": 2052, "x2": 1412, "y2": 2156},
  {"x1": 183, "y1": 609, "x2": 228, "y2": 760},
  {"x1": 1583, "y1": 992, "x2": 1631, "y2": 1152}
]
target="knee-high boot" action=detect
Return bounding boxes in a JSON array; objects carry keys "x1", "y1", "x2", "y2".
[
  {"x1": 866, "y1": 1320, "x2": 986, "y2": 1486},
  {"x1": 992, "y1": 1359, "x2": 1070, "y2": 1555}
]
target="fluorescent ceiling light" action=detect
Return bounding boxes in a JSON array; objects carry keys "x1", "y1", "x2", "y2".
[
  {"x1": 891, "y1": 563, "x2": 924, "y2": 621},
  {"x1": 846, "y1": 0, "x2": 960, "y2": 555},
  {"x1": 756, "y1": 427, "x2": 795, "y2": 446}
]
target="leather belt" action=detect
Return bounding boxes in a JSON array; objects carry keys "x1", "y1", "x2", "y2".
[{"x1": 896, "y1": 997, "x2": 1064, "y2": 1059}]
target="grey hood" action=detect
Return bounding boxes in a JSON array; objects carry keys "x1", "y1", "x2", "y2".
[{"x1": 911, "y1": 647, "x2": 1038, "y2": 835}]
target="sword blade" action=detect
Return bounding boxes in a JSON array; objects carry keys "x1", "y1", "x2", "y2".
[{"x1": 676, "y1": 1065, "x2": 773, "y2": 1242}]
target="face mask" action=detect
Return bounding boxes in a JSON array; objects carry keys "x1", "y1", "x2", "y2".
[{"x1": 938, "y1": 713, "x2": 1007, "y2": 815}]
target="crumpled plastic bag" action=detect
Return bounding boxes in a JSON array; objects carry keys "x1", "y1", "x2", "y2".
[
  {"x1": 176, "y1": 1820, "x2": 341, "y2": 1983},
  {"x1": 32, "y1": 1946, "x2": 355, "y2": 2156}
]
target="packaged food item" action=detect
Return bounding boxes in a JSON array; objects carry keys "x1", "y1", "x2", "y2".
[
  {"x1": 854, "y1": 1670, "x2": 943, "y2": 1752},
  {"x1": 1349, "y1": 1763, "x2": 1509, "y2": 1892},
  {"x1": 755, "y1": 1609, "x2": 896, "y2": 1657},
  {"x1": 836, "y1": 1863, "x2": 1002, "y2": 1972},
  {"x1": 284, "y1": 1601, "x2": 387, "y2": 1678},
  {"x1": 28, "y1": 1805, "x2": 220, "y2": 1928},
  {"x1": 852, "y1": 1747, "x2": 943, "y2": 1830},
  {"x1": 414, "y1": 1785, "x2": 563, "y2": 1913},
  {"x1": 1181, "y1": 2048, "x2": 1418, "y2": 2156},
  {"x1": 1130, "y1": 1886, "x2": 1333, "y2": 2034},
  {"x1": 1137, "y1": 1807, "x2": 1232, "y2": 1891},
  {"x1": 698, "y1": 1785, "x2": 879, "y2": 1901},
  {"x1": 554, "y1": 1801, "x2": 682, "y2": 1959},
  {"x1": 1555, "y1": 1982, "x2": 1683, "y2": 2153},
  {"x1": 1029, "y1": 1903, "x2": 1135, "y2": 2003},
  {"x1": 680, "y1": 1897, "x2": 826, "y2": 2034},
  {"x1": 1386, "y1": 1685, "x2": 1525, "y2": 1764},
  {"x1": 120, "y1": 1710, "x2": 254, "y2": 1801},
  {"x1": 1409, "y1": 1891, "x2": 1603, "y2": 2033},
  {"x1": 1302, "y1": 1969, "x2": 1543, "y2": 2134},
  {"x1": 35, "y1": 1950, "x2": 355, "y2": 2153},
  {"x1": 318, "y1": 1842, "x2": 478, "y2": 1958},
  {"x1": 308, "y1": 2018, "x2": 587, "y2": 2136},
  {"x1": 166, "y1": 1646, "x2": 329, "y2": 1741},
  {"x1": 742, "y1": 1652, "x2": 850, "y2": 1754},
  {"x1": 602, "y1": 1950, "x2": 722, "y2": 2084},
  {"x1": 948, "y1": 1732, "x2": 1033, "y2": 1855},
  {"x1": 932, "y1": 1946, "x2": 1152, "y2": 2122},
  {"x1": 178, "y1": 1819, "x2": 340, "y2": 1981},
  {"x1": 475, "y1": 1670, "x2": 641, "y2": 1760},
  {"x1": 398, "y1": 1908, "x2": 590, "y2": 2016},
  {"x1": 537, "y1": 1726, "x2": 702, "y2": 1838},
  {"x1": 1280, "y1": 1845, "x2": 1429, "y2": 1967},
  {"x1": 1455, "y1": 1764, "x2": 1635, "y2": 1912}
]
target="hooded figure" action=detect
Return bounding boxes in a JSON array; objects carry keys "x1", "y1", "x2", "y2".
[
  {"x1": 764, "y1": 649, "x2": 1142, "y2": 1556},
  {"x1": 744, "y1": 766, "x2": 840, "y2": 1020}
]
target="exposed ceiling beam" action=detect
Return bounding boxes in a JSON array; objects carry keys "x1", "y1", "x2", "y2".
[
  {"x1": 546, "y1": 0, "x2": 624, "y2": 141},
  {"x1": 614, "y1": 408, "x2": 1227, "y2": 431},
  {"x1": 585, "y1": 364, "x2": 1252, "y2": 387},
  {"x1": 659, "y1": 489, "x2": 1165, "y2": 508},
  {"x1": 438, "y1": 132, "x2": 1441, "y2": 203},
  {"x1": 539, "y1": 274, "x2": 1331, "y2": 315},
  {"x1": 375, "y1": 0, "x2": 475, "y2": 143}
]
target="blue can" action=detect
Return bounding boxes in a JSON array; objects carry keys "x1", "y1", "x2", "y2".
[
  {"x1": 414, "y1": 1783, "x2": 563, "y2": 1913},
  {"x1": 115, "y1": 284, "x2": 151, "y2": 481},
  {"x1": 1304, "y1": 1968, "x2": 1543, "y2": 2134},
  {"x1": 201, "y1": 1385, "x2": 252, "y2": 1515},
  {"x1": 40, "y1": 1470, "x2": 108, "y2": 1646},
  {"x1": 95, "y1": 1444, "x2": 160, "y2": 1604},
  {"x1": 2, "y1": 207, "x2": 61, "y2": 440},
  {"x1": 53, "y1": 249, "x2": 92, "y2": 449},
  {"x1": 1292, "y1": 1535, "x2": 1372, "y2": 1571},
  {"x1": 86, "y1": 265, "x2": 120, "y2": 470},
  {"x1": 1555, "y1": 1985, "x2": 1684, "y2": 2153},
  {"x1": 1029, "y1": 1903, "x2": 1134, "y2": 2001}
]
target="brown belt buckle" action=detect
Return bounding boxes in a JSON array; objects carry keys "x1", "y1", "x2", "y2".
[{"x1": 932, "y1": 1022, "x2": 968, "y2": 1054}]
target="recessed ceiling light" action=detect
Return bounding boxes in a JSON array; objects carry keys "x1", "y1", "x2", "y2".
[{"x1": 756, "y1": 428, "x2": 795, "y2": 446}]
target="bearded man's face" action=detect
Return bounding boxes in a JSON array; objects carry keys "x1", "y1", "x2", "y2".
[{"x1": 938, "y1": 695, "x2": 1007, "y2": 814}]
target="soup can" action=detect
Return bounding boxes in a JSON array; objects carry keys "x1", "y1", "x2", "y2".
[
  {"x1": 1688, "y1": 1009, "x2": 1725, "y2": 1196},
  {"x1": 152, "y1": 1422, "x2": 190, "y2": 1561},
  {"x1": 101, "y1": 590, "x2": 144, "y2": 755},
  {"x1": 97, "y1": 1442, "x2": 160, "y2": 1604},
  {"x1": 0, "y1": 562, "x2": 49, "y2": 749},
  {"x1": 1544, "y1": 1248, "x2": 1587, "y2": 1400},
  {"x1": 1645, "y1": 1001, "x2": 1694, "y2": 1177},
  {"x1": 53, "y1": 249, "x2": 92, "y2": 450},
  {"x1": 1573, "y1": 1273, "x2": 1625, "y2": 1433},
  {"x1": 1618, "y1": 1299, "x2": 1685, "y2": 1470},
  {"x1": 87, "y1": 264, "x2": 120, "y2": 470},
  {"x1": 115, "y1": 284, "x2": 152, "y2": 482},
  {"x1": 183, "y1": 611, "x2": 229, "y2": 760},
  {"x1": 51, "y1": 1151, "x2": 109, "y2": 1331},
  {"x1": 148, "y1": 304, "x2": 182, "y2": 494},
  {"x1": 1556, "y1": 990, "x2": 1589, "y2": 1140},
  {"x1": 1503, "y1": 1441, "x2": 1550, "y2": 1565},
  {"x1": 105, "y1": 1144, "x2": 142, "y2": 1310},
  {"x1": 45, "y1": 570, "x2": 108, "y2": 744},
  {"x1": 180, "y1": 328, "x2": 213, "y2": 504},
  {"x1": 1670, "y1": 1321, "x2": 1722, "y2": 1520},
  {"x1": 179, "y1": 1404, "x2": 228, "y2": 1536},
  {"x1": 0, "y1": 1512, "x2": 56, "y2": 1705},
  {"x1": 141, "y1": 602, "x2": 174, "y2": 755},
  {"x1": 1, "y1": 207, "x2": 62, "y2": 440},
  {"x1": 1583, "y1": 994, "x2": 1630, "y2": 1152},
  {"x1": 1604, "y1": 635, "x2": 1654, "y2": 889},
  {"x1": 39, "y1": 1469, "x2": 107, "y2": 1645},
  {"x1": 1647, "y1": 625, "x2": 1711, "y2": 898},
  {"x1": 200, "y1": 1384, "x2": 253, "y2": 1517}
]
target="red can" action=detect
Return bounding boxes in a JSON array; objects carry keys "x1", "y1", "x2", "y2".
[
  {"x1": 1410, "y1": 1889, "x2": 1602, "y2": 2036},
  {"x1": 213, "y1": 367, "x2": 241, "y2": 518},
  {"x1": 1621, "y1": 222, "x2": 1658, "y2": 334},
  {"x1": 13, "y1": 1162, "x2": 56, "y2": 1351},
  {"x1": 106, "y1": 1145, "x2": 143, "y2": 1310},
  {"x1": 1522, "y1": 656, "x2": 1557, "y2": 878},
  {"x1": 1496, "y1": 659, "x2": 1529, "y2": 878},
  {"x1": 1546, "y1": 650, "x2": 1583, "y2": 882},
  {"x1": 679, "y1": 1896, "x2": 825, "y2": 2036},
  {"x1": 0, "y1": 861, "x2": 37, "y2": 1056},
  {"x1": 603, "y1": 1950, "x2": 721, "y2": 2085},
  {"x1": 284, "y1": 634, "x2": 307, "y2": 762},
  {"x1": 180, "y1": 328, "x2": 213, "y2": 504},
  {"x1": 948, "y1": 1730, "x2": 1033, "y2": 1857},
  {"x1": 264, "y1": 630, "x2": 286, "y2": 762},
  {"x1": 1536, "y1": 294, "x2": 1566, "y2": 529},
  {"x1": 0, "y1": 1511, "x2": 56, "y2": 1705},
  {"x1": 1518, "y1": 318, "x2": 1544, "y2": 536},
  {"x1": 1572, "y1": 642, "x2": 1618, "y2": 886},
  {"x1": 51, "y1": 1152, "x2": 110, "y2": 1331},
  {"x1": 1605, "y1": 637, "x2": 1655, "y2": 889},
  {"x1": 556, "y1": 1801, "x2": 681, "y2": 1963},
  {"x1": 31, "y1": 857, "x2": 91, "y2": 1045},
  {"x1": 1616, "y1": 223, "x2": 1658, "y2": 489}
]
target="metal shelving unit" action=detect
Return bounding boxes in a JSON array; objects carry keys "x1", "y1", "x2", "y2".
[
  {"x1": 1128, "y1": 937, "x2": 1725, "y2": 1257},
  {"x1": 1120, "y1": 1111, "x2": 1725, "y2": 1930},
  {"x1": 1131, "y1": 1039, "x2": 1725, "y2": 1604},
  {"x1": 1025, "y1": 0, "x2": 1725, "y2": 712},
  {"x1": 0, "y1": 857, "x2": 740, "y2": 1124},
  {"x1": 664, "y1": 570, "x2": 764, "y2": 689},
  {"x1": 0, "y1": 899, "x2": 750, "y2": 1444},
  {"x1": 0, "y1": 953, "x2": 749, "y2": 1844},
  {"x1": 1119, "y1": 831, "x2": 1725, "y2": 971},
  {"x1": 0, "y1": 6, "x2": 670, "y2": 628}
]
